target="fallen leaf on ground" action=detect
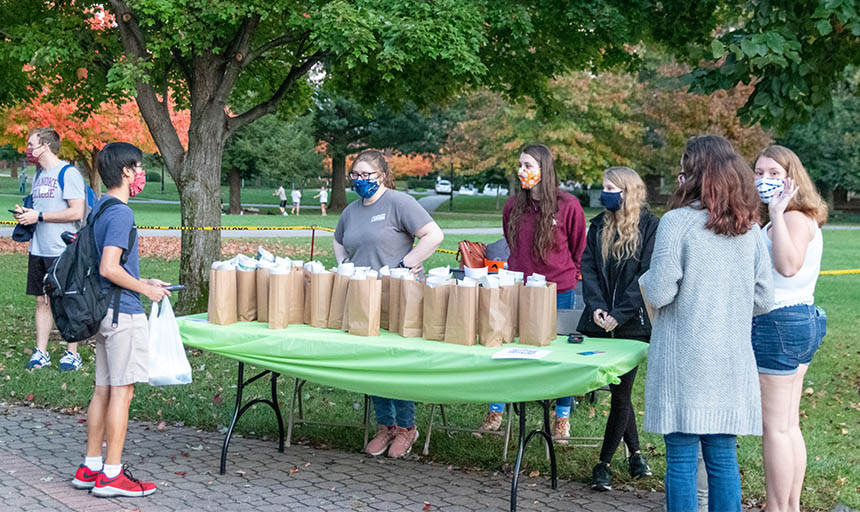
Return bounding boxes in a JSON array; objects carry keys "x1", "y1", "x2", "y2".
[
  {"x1": 175, "y1": 472, "x2": 186, "y2": 477},
  {"x1": 213, "y1": 393, "x2": 223, "y2": 405},
  {"x1": 588, "y1": 407, "x2": 595, "y2": 418},
  {"x1": 528, "y1": 471, "x2": 540, "y2": 477},
  {"x1": 289, "y1": 466, "x2": 299, "y2": 474},
  {"x1": 423, "y1": 503, "x2": 431, "y2": 511},
  {"x1": 156, "y1": 421, "x2": 166, "y2": 431},
  {"x1": 25, "y1": 393, "x2": 34, "y2": 401}
]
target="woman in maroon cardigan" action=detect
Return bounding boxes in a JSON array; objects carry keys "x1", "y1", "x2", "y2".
[{"x1": 476, "y1": 143, "x2": 587, "y2": 442}]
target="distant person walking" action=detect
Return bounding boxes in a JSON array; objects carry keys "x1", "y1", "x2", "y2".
[
  {"x1": 273, "y1": 185, "x2": 288, "y2": 216},
  {"x1": 291, "y1": 188, "x2": 302, "y2": 215},
  {"x1": 314, "y1": 185, "x2": 328, "y2": 216},
  {"x1": 19, "y1": 169, "x2": 27, "y2": 194}
]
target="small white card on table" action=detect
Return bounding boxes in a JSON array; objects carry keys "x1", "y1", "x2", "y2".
[{"x1": 491, "y1": 347, "x2": 551, "y2": 360}]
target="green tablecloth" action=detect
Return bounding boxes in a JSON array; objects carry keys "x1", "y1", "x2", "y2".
[{"x1": 178, "y1": 314, "x2": 648, "y2": 404}]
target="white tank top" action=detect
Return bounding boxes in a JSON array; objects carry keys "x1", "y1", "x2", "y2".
[{"x1": 762, "y1": 220, "x2": 823, "y2": 308}]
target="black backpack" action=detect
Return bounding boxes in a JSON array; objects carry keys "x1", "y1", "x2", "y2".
[{"x1": 43, "y1": 198, "x2": 137, "y2": 342}]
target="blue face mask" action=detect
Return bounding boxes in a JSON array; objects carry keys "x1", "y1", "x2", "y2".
[
  {"x1": 353, "y1": 178, "x2": 380, "y2": 199},
  {"x1": 600, "y1": 191, "x2": 622, "y2": 212}
]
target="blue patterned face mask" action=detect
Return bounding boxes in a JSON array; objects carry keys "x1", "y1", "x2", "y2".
[
  {"x1": 353, "y1": 178, "x2": 380, "y2": 199},
  {"x1": 755, "y1": 177, "x2": 784, "y2": 204}
]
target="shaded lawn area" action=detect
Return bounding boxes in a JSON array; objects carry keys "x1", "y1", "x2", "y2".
[{"x1": 0, "y1": 229, "x2": 858, "y2": 510}]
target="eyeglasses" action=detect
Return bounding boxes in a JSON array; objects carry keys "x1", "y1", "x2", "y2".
[
  {"x1": 26, "y1": 142, "x2": 43, "y2": 149},
  {"x1": 349, "y1": 172, "x2": 377, "y2": 180}
]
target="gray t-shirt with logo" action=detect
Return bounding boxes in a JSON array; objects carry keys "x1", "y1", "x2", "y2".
[
  {"x1": 30, "y1": 162, "x2": 85, "y2": 257},
  {"x1": 334, "y1": 189, "x2": 433, "y2": 271}
]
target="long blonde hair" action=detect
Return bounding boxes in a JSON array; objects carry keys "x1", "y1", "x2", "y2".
[
  {"x1": 601, "y1": 167, "x2": 647, "y2": 264},
  {"x1": 757, "y1": 145, "x2": 828, "y2": 227}
]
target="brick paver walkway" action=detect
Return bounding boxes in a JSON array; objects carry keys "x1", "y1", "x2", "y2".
[{"x1": 0, "y1": 405, "x2": 665, "y2": 511}]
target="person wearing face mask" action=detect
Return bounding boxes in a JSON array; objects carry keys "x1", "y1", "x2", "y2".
[
  {"x1": 752, "y1": 146, "x2": 828, "y2": 512},
  {"x1": 576, "y1": 167, "x2": 659, "y2": 490},
  {"x1": 70, "y1": 142, "x2": 170, "y2": 497},
  {"x1": 475, "y1": 144, "x2": 587, "y2": 441},
  {"x1": 333, "y1": 149, "x2": 444, "y2": 458},
  {"x1": 12, "y1": 127, "x2": 87, "y2": 372}
]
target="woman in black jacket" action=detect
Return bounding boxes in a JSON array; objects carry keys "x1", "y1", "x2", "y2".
[{"x1": 576, "y1": 166, "x2": 660, "y2": 491}]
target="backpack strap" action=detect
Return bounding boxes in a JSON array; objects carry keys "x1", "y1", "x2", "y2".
[{"x1": 57, "y1": 164, "x2": 73, "y2": 191}]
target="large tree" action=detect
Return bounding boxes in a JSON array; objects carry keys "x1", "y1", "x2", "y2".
[
  {"x1": 0, "y1": 0, "x2": 721, "y2": 311},
  {"x1": 689, "y1": 0, "x2": 860, "y2": 132}
]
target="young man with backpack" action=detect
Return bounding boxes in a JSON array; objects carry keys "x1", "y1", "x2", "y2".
[
  {"x1": 13, "y1": 127, "x2": 87, "y2": 371},
  {"x1": 70, "y1": 142, "x2": 170, "y2": 497}
]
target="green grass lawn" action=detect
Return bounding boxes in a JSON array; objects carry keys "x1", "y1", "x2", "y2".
[{"x1": 0, "y1": 230, "x2": 858, "y2": 510}]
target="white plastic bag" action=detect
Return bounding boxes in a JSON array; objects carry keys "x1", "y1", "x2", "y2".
[{"x1": 148, "y1": 297, "x2": 193, "y2": 386}]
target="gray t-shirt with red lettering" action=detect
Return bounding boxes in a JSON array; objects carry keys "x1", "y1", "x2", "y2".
[
  {"x1": 334, "y1": 189, "x2": 433, "y2": 271},
  {"x1": 30, "y1": 162, "x2": 85, "y2": 257}
]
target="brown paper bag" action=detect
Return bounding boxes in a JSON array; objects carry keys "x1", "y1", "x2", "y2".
[
  {"x1": 518, "y1": 281, "x2": 557, "y2": 346},
  {"x1": 512, "y1": 282, "x2": 523, "y2": 337},
  {"x1": 388, "y1": 278, "x2": 403, "y2": 334},
  {"x1": 208, "y1": 268, "x2": 238, "y2": 325},
  {"x1": 347, "y1": 278, "x2": 382, "y2": 336},
  {"x1": 303, "y1": 269, "x2": 312, "y2": 324},
  {"x1": 341, "y1": 278, "x2": 353, "y2": 331},
  {"x1": 267, "y1": 272, "x2": 291, "y2": 329},
  {"x1": 499, "y1": 285, "x2": 519, "y2": 344},
  {"x1": 256, "y1": 268, "x2": 270, "y2": 322},
  {"x1": 236, "y1": 269, "x2": 257, "y2": 322},
  {"x1": 398, "y1": 278, "x2": 424, "y2": 338},
  {"x1": 380, "y1": 276, "x2": 391, "y2": 331},
  {"x1": 309, "y1": 272, "x2": 334, "y2": 328},
  {"x1": 288, "y1": 267, "x2": 304, "y2": 325},
  {"x1": 444, "y1": 285, "x2": 478, "y2": 345},
  {"x1": 327, "y1": 274, "x2": 350, "y2": 329},
  {"x1": 422, "y1": 282, "x2": 452, "y2": 341},
  {"x1": 478, "y1": 287, "x2": 507, "y2": 347}
]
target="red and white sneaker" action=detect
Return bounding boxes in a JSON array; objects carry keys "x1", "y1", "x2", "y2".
[
  {"x1": 92, "y1": 466, "x2": 156, "y2": 497},
  {"x1": 71, "y1": 464, "x2": 101, "y2": 489}
]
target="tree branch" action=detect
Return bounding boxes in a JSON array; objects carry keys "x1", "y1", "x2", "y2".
[
  {"x1": 108, "y1": 0, "x2": 185, "y2": 175},
  {"x1": 213, "y1": 14, "x2": 261, "y2": 105},
  {"x1": 226, "y1": 49, "x2": 326, "y2": 136},
  {"x1": 243, "y1": 31, "x2": 308, "y2": 68}
]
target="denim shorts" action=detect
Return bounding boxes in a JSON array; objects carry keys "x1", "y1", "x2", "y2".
[{"x1": 751, "y1": 304, "x2": 826, "y2": 375}]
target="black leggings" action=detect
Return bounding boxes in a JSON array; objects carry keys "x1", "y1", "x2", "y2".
[{"x1": 599, "y1": 366, "x2": 640, "y2": 464}]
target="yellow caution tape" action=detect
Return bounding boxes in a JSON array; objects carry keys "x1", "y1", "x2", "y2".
[
  {"x1": 819, "y1": 269, "x2": 860, "y2": 275},
  {"x1": 7, "y1": 219, "x2": 853, "y2": 264}
]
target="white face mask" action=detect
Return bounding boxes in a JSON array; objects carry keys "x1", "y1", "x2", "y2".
[{"x1": 755, "y1": 177, "x2": 785, "y2": 204}]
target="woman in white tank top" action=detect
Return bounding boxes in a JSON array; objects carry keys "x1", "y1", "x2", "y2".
[{"x1": 751, "y1": 146, "x2": 828, "y2": 512}]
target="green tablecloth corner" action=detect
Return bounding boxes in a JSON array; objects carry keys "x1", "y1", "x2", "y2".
[{"x1": 177, "y1": 314, "x2": 648, "y2": 404}]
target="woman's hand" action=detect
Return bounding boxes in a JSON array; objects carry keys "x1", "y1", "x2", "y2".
[
  {"x1": 593, "y1": 309, "x2": 617, "y2": 332},
  {"x1": 768, "y1": 177, "x2": 798, "y2": 217}
]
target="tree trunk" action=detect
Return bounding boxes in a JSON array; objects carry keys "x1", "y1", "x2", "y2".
[
  {"x1": 10, "y1": 166, "x2": 17, "y2": 179},
  {"x1": 329, "y1": 149, "x2": 348, "y2": 210},
  {"x1": 174, "y1": 124, "x2": 225, "y2": 315},
  {"x1": 75, "y1": 149, "x2": 103, "y2": 197},
  {"x1": 229, "y1": 166, "x2": 242, "y2": 214}
]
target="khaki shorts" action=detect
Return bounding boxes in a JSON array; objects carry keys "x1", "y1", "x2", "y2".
[{"x1": 95, "y1": 309, "x2": 149, "y2": 387}]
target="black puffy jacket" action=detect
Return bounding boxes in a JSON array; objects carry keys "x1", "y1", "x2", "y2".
[{"x1": 576, "y1": 209, "x2": 660, "y2": 340}]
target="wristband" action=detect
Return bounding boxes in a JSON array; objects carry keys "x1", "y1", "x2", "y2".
[
  {"x1": 398, "y1": 258, "x2": 407, "y2": 269},
  {"x1": 38, "y1": 211, "x2": 43, "y2": 222}
]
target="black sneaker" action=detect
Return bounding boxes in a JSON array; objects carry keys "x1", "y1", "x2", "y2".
[
  {"x1": 628, "y1": 452, "x2": 652, "y2": 478},
  {"x1": 591, "y1": 462, "x2": 612, "y2": 491}
]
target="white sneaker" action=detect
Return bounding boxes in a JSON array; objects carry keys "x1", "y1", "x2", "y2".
[{"x1": 282, "y1": 212, "x2": 288, "y2": 216}]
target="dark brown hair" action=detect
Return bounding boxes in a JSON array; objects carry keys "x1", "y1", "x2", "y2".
[
  {"x1": 669, "y1": 135, "x2": 759, "y2": 236},
  {"x1": 506, "y1": 144, "x2": 559, "y2": 262},
  {"x1": 350, "y1": 149, "x2": 396, "y2": 189},
  {"x1": 32, "y1": 127, "x2": 60, "y2": 154}
]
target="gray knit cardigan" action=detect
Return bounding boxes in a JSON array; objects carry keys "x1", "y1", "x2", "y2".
[{"x1": 639, "y1": 206, "x2": 773, "y2": 436}]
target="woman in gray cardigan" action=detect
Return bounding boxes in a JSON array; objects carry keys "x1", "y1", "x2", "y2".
[{"x1": 639, "y1": 136, "x2": 773, "y2": 512}]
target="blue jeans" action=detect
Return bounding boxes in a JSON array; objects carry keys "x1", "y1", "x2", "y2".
[
  {"x1": 664, "y1": 433, "x2": 741, "y2": 512},
  {"x1": 372, "y1": 396, "x2": 414, "y2": 428},
  {"x1": 490, "y1": 290, "x2": 575, "y2": 412}
]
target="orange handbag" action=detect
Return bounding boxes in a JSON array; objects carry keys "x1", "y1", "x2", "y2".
[{"x1": 456, "y1": 240, "x2": 486, "y2": 269}]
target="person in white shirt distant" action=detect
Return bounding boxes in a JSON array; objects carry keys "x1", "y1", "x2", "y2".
[
  {"x1": 314, "y1": 185, "x2": 329, "y2": 216},
  {"x1": 291, "y1": 188, "x2": 302, "y2": 215},
  {"x1": 273, "y1": 185, "x2": 288, "y2": 216}
]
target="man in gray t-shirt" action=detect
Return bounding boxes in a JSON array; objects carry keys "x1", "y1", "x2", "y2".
[
  {"x1": 13, "y1": 128, "x2": 86, "y2": 372},
  {"x1": 334, "y1": 189, "x2": 434, "y2": 271}
]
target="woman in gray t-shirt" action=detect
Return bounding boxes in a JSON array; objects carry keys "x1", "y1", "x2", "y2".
[{"x1": 333, "y1": 149, "x2": 443, "y2": 458}]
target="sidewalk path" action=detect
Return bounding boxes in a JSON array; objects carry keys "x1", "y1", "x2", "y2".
[{"x1": 0, "y1": 404, "x2": 666, "y2": 511}]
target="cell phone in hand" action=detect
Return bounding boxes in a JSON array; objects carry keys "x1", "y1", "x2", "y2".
[
  {"x1": 8, "y1": 209, "x2": 19, "y2": 214},
  {"x1": 163, "y1": 285, "x2": 186, "y2": 291}
]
